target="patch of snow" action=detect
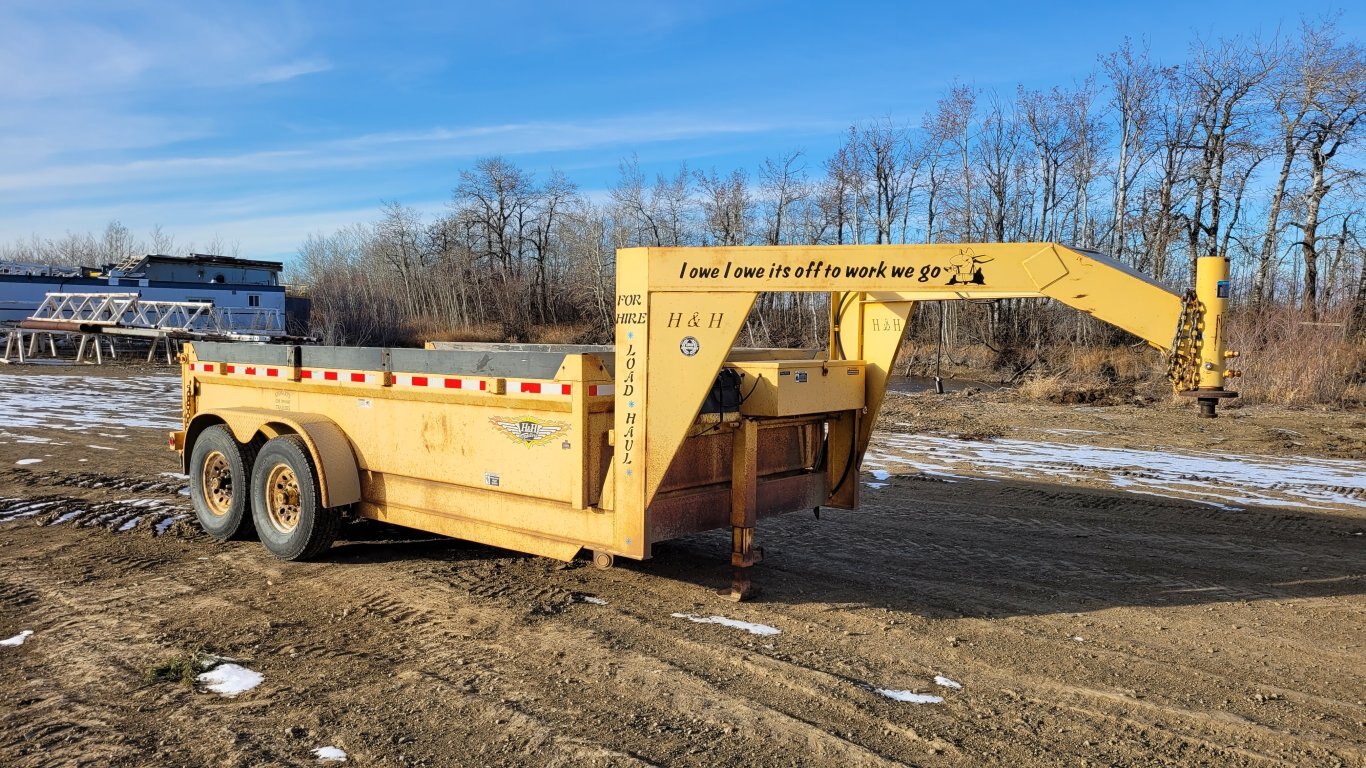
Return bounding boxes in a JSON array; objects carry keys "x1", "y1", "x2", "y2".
[
  {"x1": 197, "y1": 663, "x2": 263, "y2": 697},
  {"x1": 864, "y1": 482, "x2": 889, "y2": 490},
  {"x1": 117, "y1": 517, "x2": 141, "y2": 531},
  {"x1": 15, "y1": 458, "x2": 41, "y2": 465},
  {"x1": 0, "y1": 374, "x2": 181, "y2": 433},
  {"x1": 1072, "y1": 636, "x2": 1085, "y2": 642},
  {"x1": 580, "y1": 596, "x2": 608, "y2": 605},
  {"x1": 870, "y1": 469, "x2": 891, "y2": 480},
  {"x1": 86, "y1": 444, "x2": 115, "y2": 451},
  {"x1": 160, "y1": 472, "x2": 190, "y2": 480},
  {"x1": 313, "y1": 746, "x2": 347, "y2": 762},
  {"x1": 875, "y1": 688, "x2": 943, "y2": 704},
  {"x1": 0, "y1": 500, "x2": 58, "y2": 521},
  {"x1": 871, "y1": 433, "x2": 1366, "y2": 512},
  {"x1": 1043, "y1": 428, "x2": 1104, "y2": 436},
  {"x1": 671, "y1": 612, "x2": 781, "y2": 636},
  {"x1": 50, "y1": 509, "x2": 84, "y2": 525},
  {"x1": 934, "y1": 675, "x2": 962, "y2": 689},
  {"x1": 155, "y1": 515, "x2": 185, "y2": 535},
  {"x1": 1, "y1": 630, "x2": 34, "y2": 647}
]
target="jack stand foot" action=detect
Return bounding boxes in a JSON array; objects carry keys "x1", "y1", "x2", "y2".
[
  {"x1": 592, "y1": 550, "x2": 615, "y2": 570},
  {"x1": 1197, "y1": 398, "x2": 1218, "y2": 419},
  {"x1": 1180, "y1": 388, "x2": 1236, "y2": 418},
  {"x1": 717, "y1": 568, "x2": 756, "y2": 602}
]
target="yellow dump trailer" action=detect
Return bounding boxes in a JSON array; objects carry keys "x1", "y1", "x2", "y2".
[{"x1": 171, "y1": 244, "x2": 1238, "y2": 598}]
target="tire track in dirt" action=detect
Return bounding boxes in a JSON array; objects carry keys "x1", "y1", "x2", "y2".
[
  {"x1": 2, "y1": 435, "x2": 1363, "y2": 765},
  {"x1": 635, "y1": 564, "x2": 1360, "y2": 766},
  {"x1": 397, "y1": 537, "x2": 1359, "y2": 767},
  {"x1": 556, "y1": 568, "x2": 1330, "y2": 766},
  {"x1": 869, "y1": 476, "x2": 1364, "y2": 536},
  {"x1": 0, "y1": 495, "x2": 188, "y2": 535},
  {"x1": 643, "y1": 507, "x2": 1364, "y2": 764},
  {"x1": 254, "y1": 551, "x2": 933, "y2": 766},
  {"x1": 862, "y1": 497, "x2": 1348, "y2": 563},
  {"x1": 0, "y1": 539, "x2": 183, "y2": 767},
  {"x1": 0, "y1": 467, "x2": 187, "y2": 495}
]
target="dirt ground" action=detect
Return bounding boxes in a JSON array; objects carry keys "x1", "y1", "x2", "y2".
[{"x1": 1, "y1": 364, "x2": 1363, "y2": 767}]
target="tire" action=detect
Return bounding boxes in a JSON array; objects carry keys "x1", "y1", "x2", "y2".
[
  {"x1": 250, "y1": 435, "x2": 339, "y2": 561},
  {"x1": 189, "y1": 425, "x2": 258, "y2": 541}
]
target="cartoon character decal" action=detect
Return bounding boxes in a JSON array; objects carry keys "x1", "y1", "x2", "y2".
[{"x1": 945, "y1": 248, "x2": 993, "y2": 286}]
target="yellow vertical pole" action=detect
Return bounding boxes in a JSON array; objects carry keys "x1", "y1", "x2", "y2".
[
  {"x1": 828, "y1": 291, "x2": 843, "y2": 360},
  {"x1": 1192, "y1": 255, "x2": 1237, "y2": 418},
  {"x1": 1195, "y1": 255, "x2": 1229, "y2": 390}
]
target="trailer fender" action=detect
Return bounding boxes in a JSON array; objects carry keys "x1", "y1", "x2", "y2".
[{"x1": 185, "y1": 408, "x2": 362, "y2": 508}]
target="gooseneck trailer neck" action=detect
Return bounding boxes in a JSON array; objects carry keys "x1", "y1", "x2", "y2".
[{"x1": 173, "y1": 243, "x2": 1238, "y2": 599}]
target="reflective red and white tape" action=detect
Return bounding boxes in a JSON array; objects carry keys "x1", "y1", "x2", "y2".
[
  {"x1": 391, "y1": 374, "x2": 486, "y2": 391},
  {"x1": 190, "y1": 362, "x2": 613, "y2": 397},
  {"x1": 299, "y1": 369, "x2": 380, "y2": 384}
]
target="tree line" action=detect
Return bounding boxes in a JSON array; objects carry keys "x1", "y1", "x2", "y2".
[
  {"x1": 292, "y1": 21, "x2": 1365, "y2": 346},
  {"x1": 6, "y1": 22, "x2": 1365, "y2": 351}
]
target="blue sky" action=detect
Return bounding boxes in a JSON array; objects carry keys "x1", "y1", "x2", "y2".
[{"x1": 2, "y1": 0, "x2": 1361, "y2": 263}]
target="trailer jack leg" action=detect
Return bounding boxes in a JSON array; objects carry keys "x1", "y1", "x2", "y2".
[
  {"x1": 720, "y1": 418, "x2": 761, "y2": 602},
  {"x1": 720, "y1": 525, "x2": 764, "y2": 601}
]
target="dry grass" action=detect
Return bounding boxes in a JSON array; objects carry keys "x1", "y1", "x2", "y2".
[
  {"x1": 422, "y1": 322, "x2": 504, "y2": 343},
  {"x1": 143, "y1": 647, "x2": 217, "y2": 687},
  {"x1": 531, "y1": 323, "x2": 597, "y2": 345},
  {"x1": 410, "y1": 320, "x2": 600, "y2": 346},
  {"x1": 898, "y1": 307, "x2": 1364, "y2": 408},
  {"x1": 900, "y1": 340, "x2": 1166, "y2": 403},
  {"x1": 1015, "y1": 373, "x2": 1144, "y2": 405},
  {"x1": 1226, "y1": 307, "x2": 1363, "y2": 407}
]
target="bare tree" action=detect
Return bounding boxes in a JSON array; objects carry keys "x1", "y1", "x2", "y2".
[
  {"x1": 609, "y1": 156, "x2": 691, "y2": 247},
  {"x1": 147, "y1": 224, "x2": 177, "y2": 256},
  {"x1": 1183, "y1": 34, "x2": 1281, "y2": 281},
  {"x1": 819, "y1": 131, "x2": 864, "y2": 244},
  {"x1": 1289, "y1": 30, "x2": 1365, "y2": 318},
  {"x1": 100, "y1": 220, "x2": 141, "y2": 266},
  {"x1": 694, "y1": 168, "x2": 752, "y2": 247},
  {"x1": 976, "y1": 91, "x2": 1022, "y2": 242},
  {"x1": 924, "y1": 85, "x2": 976, "y2": 239},
  {"x1": 758, "y1": 150, "x2": 808, "y2": 246},
  {"x1": 1139, "y1": 65, "x2": 1197, "y2": 281},
  {"x1": 858, "y1": 120, "x2": 915, "y2": 244},
  {"x1": 1019, "y1": 86, "x2": 1076, "y2": 242},
  {"x1": 1101, "y1": 39, "x2": 1163, "y2": 264},
  {"x1": 1063, "y1": 77, "x2": 1107, "y2": 247}
]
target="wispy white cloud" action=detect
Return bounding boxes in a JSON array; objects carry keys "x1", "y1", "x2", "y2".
[
  {"x1": 248, "y1": 58, "x2": 333, "y2": 85},
  {"x1": 0, "y1": 113, "x2": 823, "y2": 198},
  {"x1": 0, "y1": 2, "x2": 328, "y2": 170},
  {"x1": 0, "y1": 195, "x2": 448, "y2": 263},
  {"x1": 0, "y1": 3, "x2": 326, "y2": 99}
]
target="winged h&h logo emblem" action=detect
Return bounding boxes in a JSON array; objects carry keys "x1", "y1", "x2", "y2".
[{"x1": 490, "y1": 415, "x2": 569, "y2": 446}]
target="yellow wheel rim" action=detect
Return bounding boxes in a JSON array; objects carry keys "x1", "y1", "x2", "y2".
[
  {"x1": 201, "y1": 451, "x2": 233, "y2": 517},
  {"x1": 265, "y1": 463, "x2": 302, "y2": 534}
]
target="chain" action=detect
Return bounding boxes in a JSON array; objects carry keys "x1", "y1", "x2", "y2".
[{"x1": 1165, "y1": 290, "x2": 1203, "y2": 393}]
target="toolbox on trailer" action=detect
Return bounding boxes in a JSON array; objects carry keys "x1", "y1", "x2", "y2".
[{"x1": 724, "y1": 359, "x2": 865, "y2": 417}]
